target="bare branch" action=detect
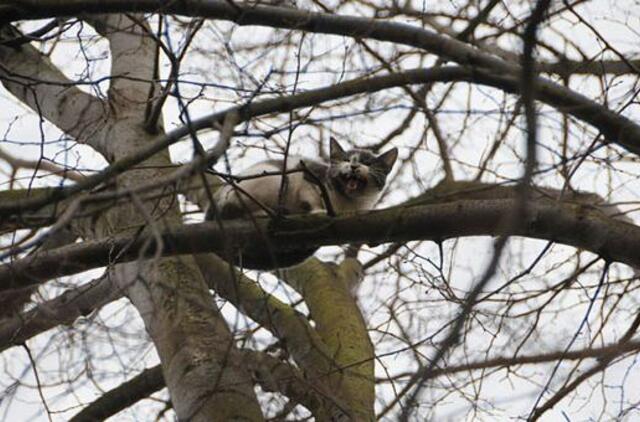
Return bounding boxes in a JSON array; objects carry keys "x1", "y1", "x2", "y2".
[
  {"x1": 3, "y1": 193, "x2": 639, "y2": 288},
  {"x1": 3, "y1": 2, "x2": 640, "y2": 152},
  {"x1": 0, "y1": 274, "x2": 119, "y2": 353},
  {"x1": 0, "y1": 146, "x2": 85, "y2": 182},
  {"x1": 0, "y1": 25, "x2": 107, "y2": 151},
  {"x1": 70, "y1": 365, "x2": 164, "y2": 422},
  {"x1": 3, "y1": 62, "x2": 640, "y2": 222}
]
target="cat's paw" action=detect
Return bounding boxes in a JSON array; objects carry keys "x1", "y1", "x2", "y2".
[{"x1": 309, "y1": 208, "x2": 327, "y2": 216}]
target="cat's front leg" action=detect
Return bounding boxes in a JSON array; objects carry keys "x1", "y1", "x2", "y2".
[
  {"x1": 299, "y1": 200, "x2": 327, "y2": 216},
  {"x1": 308, "y1": 208, "x2": 327, "y2": 216},
  {"x1": 298, "y1": 189, "x2": 330, "y2": 216}
]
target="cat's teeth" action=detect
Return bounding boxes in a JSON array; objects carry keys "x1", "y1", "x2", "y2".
[{"x1": 347, "y1": 179, "x2": 359, "y2": 191}]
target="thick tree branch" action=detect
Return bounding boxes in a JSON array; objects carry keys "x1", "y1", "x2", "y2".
[
  {"x1": 0, "y1": 67, "x2": 465, "y2": 220},
  {"x1": 7, "y1": 0, "x2": 633, "y2": 79},
  {"x1": 2, "y1": 181, "x2": 620, "y2": 354},
  {"x1": 281, "y1": 258, "x2": 375, "y2": 420},
  {"x1": 194, "y1": 253, "x2": 353, "y2": 420},
  {"x1": 58, "y1": 14, "x2": 265, "y2": 420},
  {"x1": 2, "y1": 1, "x2": 639, "y2": 153},
  {"x1": 72, "y1": 332, "x2": 639, "y2": 421},
  {"x1": 539, "y1": 58, "x2": 640, "y2": 76},
  {"x1": 65, "y1": 333, "x2": 640, "y2": 422},
  {"x1": 391, "y1": 2, "x2": 640, "y2": 77},
  {"x1": 0, "y1": 25, "x2": 107, "y2": 152},
  {"x1": 2, "y1": 194, "x2": 639, "y2": 288},
  {"x1": 89, "y1": 14, "x2": 158, "y2": 111}
]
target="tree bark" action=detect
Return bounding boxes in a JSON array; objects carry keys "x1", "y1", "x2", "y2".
[
  {"x1": 4, "y1": 193, "x2": 639, "y2": 287},
  {"x1": 2, "y1": 13, "x2": 264, "y2": 421}
]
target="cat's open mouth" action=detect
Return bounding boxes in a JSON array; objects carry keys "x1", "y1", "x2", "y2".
[{"x1": 342, "y1": 174, "x2": 367, "y2": 193}]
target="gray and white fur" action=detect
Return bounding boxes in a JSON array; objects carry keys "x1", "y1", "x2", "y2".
[{"x1": 209, "y1": 137, "x2": 398, "y2": 268}]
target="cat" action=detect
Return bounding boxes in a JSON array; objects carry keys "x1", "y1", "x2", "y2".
[{"x1": 208, "y1": 137, "x2": 398, "y2": 269}]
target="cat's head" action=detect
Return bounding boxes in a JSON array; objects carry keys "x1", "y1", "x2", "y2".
[{"x1": 328, "y1": 137, "x2": 398, "y2": 199}]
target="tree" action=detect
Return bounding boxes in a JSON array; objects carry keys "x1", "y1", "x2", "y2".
[{"x1": 1, "y1": 0, "x2": 640, "y2": 420}]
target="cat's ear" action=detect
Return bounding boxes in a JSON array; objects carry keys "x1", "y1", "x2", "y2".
[
  {"x1": 377, "y1": 147, "x2": 398, "y2": 172},
  {"x1": 330, "y1": 137, "x2": 347, "y2": 161}
]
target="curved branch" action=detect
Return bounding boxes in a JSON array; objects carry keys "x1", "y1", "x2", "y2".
[
  {"x1": 382, "y1": 338, "x2": 640, "y2": 382},
  {"x1": 0, "y1": 274, "x2": 120, "y2": 353},
  {"x1": 70, "y1": 365, "x2": 164, "y2": 422},
  {"x1": 2, "y1": 195, "x2": 639, "y2": 288},
  {"x1": 0, "y1": 25, "x2": 107, "y2": 151},
  {"x1": 540, "y1": 58, "x2": 640, "y2": 76},
  {"x1": 2, "y1": 1, "x2": 640, "y2": 153},
  {"x1": 286, "y1": 258, "x2": 375, "y2": 419},
  {"x1": 3, "y1": 61, "x2": 640, "y2": 221},
  {"x1": 392, "y1": 2, "x2": 640, "y2": 77},
  {"x1": 0, "y1": 66, "x2": 476, "y2": 219},
  {"x1": 378, "y1": 336, "x2": 640, "y2": 417},
  {"x1": 0, "y1": 146, "x2": 85, "y2": 182}
]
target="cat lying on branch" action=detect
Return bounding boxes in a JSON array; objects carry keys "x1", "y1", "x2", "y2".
[{"x1": 208, "y1": 137, "x2": 398, "y2": 269}]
